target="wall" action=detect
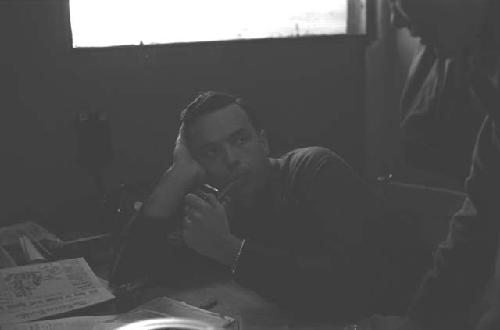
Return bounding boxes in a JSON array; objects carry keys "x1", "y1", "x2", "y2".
[{"x1": 0, "y1": 0, "x2": 369, "y2": 221}]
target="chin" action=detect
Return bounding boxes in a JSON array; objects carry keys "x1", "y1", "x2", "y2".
[{"x1": 232, "y1": 184, "x2": 260, "y2": 205}]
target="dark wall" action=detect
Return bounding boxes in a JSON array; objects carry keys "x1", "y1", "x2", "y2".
[{"x1": 0, "y1": 0, "x2": 368, "y2": 220}]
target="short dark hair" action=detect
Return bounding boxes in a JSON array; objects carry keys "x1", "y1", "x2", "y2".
[{"x1": 179, "y1": 91, "x2": 261, "y2": 134}]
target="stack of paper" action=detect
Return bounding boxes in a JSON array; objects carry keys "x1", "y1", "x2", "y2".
[
  {"x1": 0, "y1": 258, "x2": 114, "y2": 324},
  {"x1": 121, "y1": 296, "x2": 238, "y2": 329},
  {"x1": 1, "y1": 296, "x2": 238, "y2": 330}
]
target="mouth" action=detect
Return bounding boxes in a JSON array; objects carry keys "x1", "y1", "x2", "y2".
[{"x1": 218, "y1": 174, "x2": 251, "y2": 199}]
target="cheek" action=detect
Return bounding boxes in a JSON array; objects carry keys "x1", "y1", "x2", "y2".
[
  {"x1": 196, "y1": 159, "x2": 224, "y2": 182},
  {"x1": 204, "y1": 165, "x2": 225, "y2": 182},
  {"x1": 245, "y1": 147, "x2": 267, "y2": 169}
]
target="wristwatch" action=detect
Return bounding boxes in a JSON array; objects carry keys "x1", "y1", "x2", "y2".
[{"x1": 231, "y1": 239, "x2": 246, "y2": 275}]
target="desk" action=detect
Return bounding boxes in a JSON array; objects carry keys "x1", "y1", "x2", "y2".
[
  {"x1": 0, "y1": 224, "x2": 331, "y2": 328},
  {"x1": 117, "y1": 279, "x2": 347, "y2": 330},
  {"x1": 90, "y1": 244, "x2": 356, "y2": 330},
  {"x1": 90, "y1": 262, "x2": 347, "y2": 330}
]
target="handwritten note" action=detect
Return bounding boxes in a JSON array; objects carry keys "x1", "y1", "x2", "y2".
[{"x1": 0, "y1": 258, "x2": 114, "y2": 324}]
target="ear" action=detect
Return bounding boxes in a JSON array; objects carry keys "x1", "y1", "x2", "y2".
[{"x1": 258, "y1": 129, "x2": 270, "y2": 156}]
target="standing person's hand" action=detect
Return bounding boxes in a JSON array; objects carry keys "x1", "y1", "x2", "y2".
[{"x1": 183, "y1": 192, "x2": 242, "y2": 267}]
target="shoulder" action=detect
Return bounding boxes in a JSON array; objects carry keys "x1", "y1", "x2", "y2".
[
  {"x1": 274, "y1": 146, "x2": 354, "y2": 190},
  {"x1": 279, "y1": 146, "x2": 346, "y2": 171}
]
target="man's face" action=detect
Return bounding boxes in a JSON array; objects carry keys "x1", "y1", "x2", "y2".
[
  {"x1": 187, "y1": 103, "x2": 271, "y2": 203},
  {"x1": 389, "y1": 0, "x2": 485, "y2": 57}
]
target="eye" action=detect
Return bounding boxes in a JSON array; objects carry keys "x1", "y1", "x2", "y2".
[{"x1": 234, "y1": 133, "x2": 250, "y2": 146}]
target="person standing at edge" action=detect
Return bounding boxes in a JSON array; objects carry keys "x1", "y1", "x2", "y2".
[{"x1": 388, "y1": 0, "x2": 500, "y2": 329}]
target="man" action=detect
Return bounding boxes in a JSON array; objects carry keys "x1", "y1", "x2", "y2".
[
  {"x1": 392, "y1": 0, "x2": 488, "y2": 182},
  {"x1": 110, "y1": 91, "x2": 411, "y2": 320},
  {"x1": 387, "y1": 0, "x2": 500, "y2": 329}
]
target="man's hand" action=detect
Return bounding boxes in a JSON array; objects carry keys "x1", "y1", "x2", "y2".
[
  {"x1": 183, "y1": 192, "x2": 242, "y2": 267},
  {"x1": 172, "y1": 124, "x2": 205, "y2": 184},
  {"x1": 141, "y1": 125, "x2": 205, "y2": 218}
]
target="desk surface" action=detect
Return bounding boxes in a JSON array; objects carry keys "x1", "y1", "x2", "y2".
[
  {"x1": 124, "y1": 279, "x2": 350, "y2": 330},
  {"x1": 92, "y1": 252, "x2": 359, "y2": 330}
]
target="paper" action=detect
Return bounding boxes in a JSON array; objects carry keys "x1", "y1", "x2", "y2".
[
  {"x1": 0, "y1": 315, "x2": 119, "y2": 330},
  {"x1": 0, "y1": 222, "x2": 60, "y2": 247},
  {"x1": 125, "y1": 297, "x2": 238, "y2": 329},
  {"x1": 0, "y1": 258, "x2": 114, "y2": 324},
  {"x1": 0, "y1": 296, "x2": 238, "y2": 330}
]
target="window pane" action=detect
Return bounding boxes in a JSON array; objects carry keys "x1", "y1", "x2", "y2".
[{"x1": 70, "y1": 0, "x2": 348, "y2": 48}]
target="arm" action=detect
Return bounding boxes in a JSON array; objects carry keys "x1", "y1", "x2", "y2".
[
  {"x1": 232, "y1": 148, "x2": 388, "y2": 318},
  {"x1": 110, "y1": 126, "x2": 206, "y2": 287},
  {"x1": 142, "y1": 126, "x2": 206, "y2": 219}
]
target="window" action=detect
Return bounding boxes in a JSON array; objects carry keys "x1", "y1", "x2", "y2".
[{"x1": 70, "y1": 0, "x2": 365, "y2": 48}]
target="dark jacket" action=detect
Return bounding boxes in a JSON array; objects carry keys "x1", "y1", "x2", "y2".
[{"x1": 110, "y1": 147, "x2": 417, "y2": 321}]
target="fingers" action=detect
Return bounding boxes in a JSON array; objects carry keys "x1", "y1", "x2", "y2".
[
  {"x1": 182, "y1": 216, "x2": 197, "y2": 249},
  {"x1": 183, "y1": 191, "x2": 225, "y2": 228},
  {"x1": 182, "y1": 216, "x2": 196, "y2": 246},
  {"x1": 183, "y1": 194, "x2": 210, "y2": 224},
  {"x1": 185, "y1": 193, "x2": 205, "y2": 207},
  {"x1": 219, "y1": 193, "x2": 231, "y2": 207},
  {"x1": 204, "y1": 193, "x2": 218, "y2": 207},
  {"x1": 185, "y1": 192, "x2": 218, "y2": 209},
  {"x1": 183, "y1": 205, "x2": 202, "y2": 223}
]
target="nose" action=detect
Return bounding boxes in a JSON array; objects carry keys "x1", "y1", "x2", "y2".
[
  {"x1": 391, "y1": 8, "x2": 409, "y2": 29},
  {"x1": 389, "y1": 1, "x2": 411, "y2": 30},
  {"x1": 222, "y1": 145, "x2": 241, "y2": 171}
]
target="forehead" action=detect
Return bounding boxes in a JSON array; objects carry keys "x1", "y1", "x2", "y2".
[{"x1": 187, "y1": 103, "x2": 255, "y2": 147}]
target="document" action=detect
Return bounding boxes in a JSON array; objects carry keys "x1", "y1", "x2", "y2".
[
  {"x1": 0, "y1": 315, "x2": 119, "y2": 330},
  {"x1": 0, "y1": 258, "x2": 114, "y2": 324},
  {"x1": 1, "y1": 296, "x2": 238, "y2": 330},
  {"x1": 122, "y1": 297, "x2": 238, "y2": 329}
]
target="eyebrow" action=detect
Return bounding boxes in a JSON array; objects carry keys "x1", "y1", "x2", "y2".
[{"x1": 229, "y1": 128, "x2": 249, "y2": 139}]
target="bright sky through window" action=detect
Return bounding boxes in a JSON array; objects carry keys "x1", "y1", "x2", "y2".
[{"x1": 70, "y1": 0, "x2": 347, "y2": 48}]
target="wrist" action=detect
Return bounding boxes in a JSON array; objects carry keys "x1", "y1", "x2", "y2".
[
  {"x1": 230, "y1": 238, "x2": 246, "y2": 275},
  {"x1": 141, "y1": 164, "x2": 203, "y2": 218},
  {"x1": 217, "y1": 236, "x2": 243, "y2": 267}
]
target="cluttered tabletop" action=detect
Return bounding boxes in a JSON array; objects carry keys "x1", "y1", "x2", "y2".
[{"x1": 0, "y1": 221, "x2": 406, "y2": 330}]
